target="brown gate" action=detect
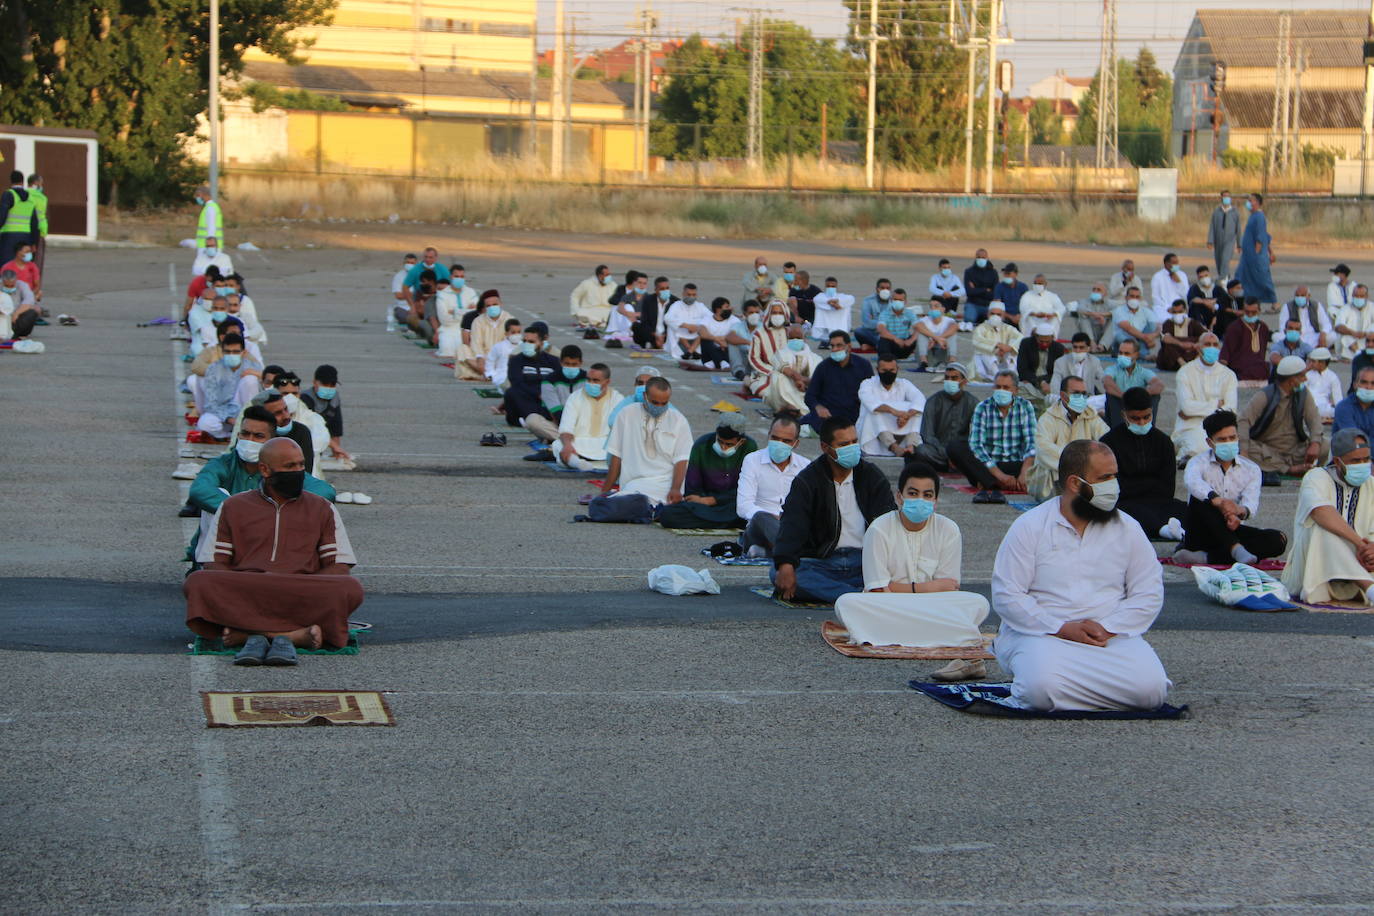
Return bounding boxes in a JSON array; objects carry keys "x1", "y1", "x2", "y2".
[{"x1": 34, "y1": 141, "x2": 87, "y2": 236}]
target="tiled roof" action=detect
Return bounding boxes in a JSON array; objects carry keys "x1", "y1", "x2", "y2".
[
  {"x1": 1220, "y1": 87, "x2": 1364, "y2": 130},
  {"x1": 1193, "y1": 10, "x2": 1365, "y2": 69}
]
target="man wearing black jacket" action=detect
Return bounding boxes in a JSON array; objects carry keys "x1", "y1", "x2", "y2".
[
  {"x1": 962, "y1": 248, "x2": 998, "y2": 330},
  {"x1": 771, "y1": 417, "x2": 897, "y2": 604},
  {"x1": 1100, "y1": 386, "x2": 1188, "y2": 540}
]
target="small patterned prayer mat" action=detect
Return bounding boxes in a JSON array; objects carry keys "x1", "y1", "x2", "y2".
[
  {"x1": 1289, "y1": 598, "x2": 1374, "y2": 614},
  {"x1": 909, "y1": 681, "x2": 1189, "y2": 720},
  {"x1": 472, "y1": 387, "x2": 504, "y2": 398},
  {"x1": 822, "y1": 621, "x2": 994, "y2": 660},
  {"x1": 666, "y1": 527, "x2": 741, "y2": 537},
  {"x1": 201, "y1": 690, "x2": 394, "y2": 728},
  {"x1": 748, "y1": 583, "x2": 830, "y2": 610}
]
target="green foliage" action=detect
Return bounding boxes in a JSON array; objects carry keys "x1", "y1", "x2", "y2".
[
  {"x1": 236, "y1": 81, "x2": 348, "y2": 112},
  {"x1": 1074, "y1": 48, "x2": 1173, "y2": 167},
  {"x1": 0, "y1": 0, "x2": 336, "y2": 207},
  {"x1": 1220, "y1": 147, "x2": 1264, "y2": 172},
  {"x1": 1221, "y1": 143, "x2": 1338, "y2": 175},
  {"x1": 653, "y1": 25, "x2": 855, "y2": 160},
  {"x1": 1027, "y1": 99, "x2": 1064, "y2": 145}
]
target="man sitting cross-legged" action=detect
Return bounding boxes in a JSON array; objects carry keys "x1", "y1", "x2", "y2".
[
  {"x1": 193, "y1": 333, "x2": 261, "y2": 441},
  {"x1": 555, "y1": 362, "x2": 622, "y2": 472},
  {"x1": 1282, "y1": 428, "x2": 1374, "y2": 607},
  {"x1": 735, "y1": 415, "x2": 808, "y2": 558},
  {"x1": 185, "y1": 437, "x2": 364, "y2": 666},
  {"x1": 1026, "y1": 374, "x2": 1109, "y2": 502},
  {"x1": 587, "y1": 377, "x2": 693, "y2": 522},
  {"x1": 770, "y1": 417, "x2": 896, "y2": 604},
  {"x1": 1101, "y1": 386, "x2": 1188, "y2": 541},
  {"x1": 990, "y1": 439, "x2": 1172, "y2": 712},
  {"x1": 658, "y1": 416, "x2": 758, "y2": 530},
  {"x1": 856, "y1": 355, "x2": 925, "y2": 457},
  {"x1": 948, "y1": 370, "x2": 1035, "y2": 504},
  {"x1": 833, "y1": 461, "x2": 991, "y2": 682}
]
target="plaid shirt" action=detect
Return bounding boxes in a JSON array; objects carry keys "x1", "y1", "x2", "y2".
[
  {"x1": 969, "y1": 396, "x2": 1037, "y2": 466},
  {"x1": 876, "y1": 305, "x2": 915, "y2": 338}
]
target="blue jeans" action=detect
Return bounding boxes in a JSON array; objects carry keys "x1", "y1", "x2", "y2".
[
  {"x1": 772, "y1": 547, "x2": 865, "y2": 604},
  {"x1": 963, "y1": 301, "x2": 988, "y2": 325}
]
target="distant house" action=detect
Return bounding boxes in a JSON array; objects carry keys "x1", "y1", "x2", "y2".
[
  {"x1": 1172, "y1": 9, "x2": 1367, "y2": 160},
  {"x1": 1024, "y1": 73, "x2": 1093, "y2": 107},
  {"x1": 537, "y1": 39, "x2": 689, "y2": 91},
  {"x1": 1005, "y1": 97, "x2": 1081, "y2": 137}
]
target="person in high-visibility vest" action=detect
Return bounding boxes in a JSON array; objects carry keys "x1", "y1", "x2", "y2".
[
  {"x1": 0, "y1": 170, "x2": 37, "y2": 268},
  {"x1": 194, "y1": 185, "x2": 224, "y2": 249},
  {"x1": 27, "y1": 173, "x2": 48, "y2": 278}
]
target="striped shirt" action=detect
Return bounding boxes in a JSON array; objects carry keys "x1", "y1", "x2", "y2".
[
  {"x1": 969, "y1": 396, "x2": 1037, "y2": 466},
  {"x1": 876, "y1": 305, "x2": 915, "y2": 338}
]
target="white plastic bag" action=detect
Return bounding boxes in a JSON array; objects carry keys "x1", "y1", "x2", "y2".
[
  {"x1": 12, "y1": 339, "x2": 45, "y2": 354},
  {"x1": 647, "y1": 564, "x2": 721, "y2": 596},
  {"x1": 1191, "y1": 563, "x2": 1293, "y2": 611}
]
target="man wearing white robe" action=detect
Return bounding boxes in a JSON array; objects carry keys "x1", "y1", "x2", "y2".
[
  {"x1": 433, "y1": 278, "x2": 476, "y2": 357},
  {"x1": 810, "y1": 276, "x2": 855, "y2": 341},
  {"x1": 1281, "y1": 428, "x2": 1374, "y2": 606},
  {"x1": 600, "y1": 377, "x2": 693, "y2": 504},
  {"x1": 663, "y1": 288, "x2": 713, "y2": 360},
  {"x1": 835, "y1": 462, "x2": 990, "y2": 679},
  {"x1": 1333, "y1": 283, "x2": 1371, "y2": 361},
  {"x1": 763, "y1": 324, "x2": 822, "y2": 415},
  {"x1": 1172, "y1": 332, "x2": 1238, "y2": 460},
  {"x1": 971, "y1": 302, "x2": 1020, "y2": 380},
  {"x1": 570, "y1": 265, "x2": 615, "y2": 329},
  {"x1": 991, "y1": 439, "x2": 1171, "y2": 712},
  {"x1": 1018, "y1": 275, "x2": 1066, "y2": 339},
  {"x1": 1150, "y1": 254, "x2": 1190, "y2": 325},
  {"x1": 856, "y1": 356, "x2": 926, "y2": 457},
  {"x1": 192, "y1": 238, "x2": 234, "y2": 279},
  {"x1": 555, "y1": 364, "x2": 622, "y2": 472}
]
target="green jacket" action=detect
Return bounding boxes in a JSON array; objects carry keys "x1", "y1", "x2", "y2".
[{"x1": 189, "y1": 450, "x2": 334, "y2": 513}]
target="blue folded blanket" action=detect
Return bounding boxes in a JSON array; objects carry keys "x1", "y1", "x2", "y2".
[{"x1": 908, "y1": 681, "x2": 1189, "y2": 719}]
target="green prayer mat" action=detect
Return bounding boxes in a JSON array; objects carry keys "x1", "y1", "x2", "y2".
[
  {"x1": 749, "y1": 584, "x2": 831, "y2": 610},
  {"x1": 472, "y1": 387, "x2": 504, "y2": 398},
  {"x1": 412, "y1": 339, "x2": 437, "y2": 349},
  {"x1": 666, "y1": 527, "x2": 741, "y2": 537},
  {"x1": 190, "y1": 632, "x2": 361, "y2": 656}
]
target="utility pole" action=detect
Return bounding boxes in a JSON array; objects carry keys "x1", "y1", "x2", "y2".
[
  {"x1": 983, "y1": 0, "x2": 1004, "y2": 194},
  {"x1": 747, "y1": 11, "x2": 764, "y2": 166},
  {"x1": 208, "y1": 0, "x2": 220, "y2": 198},
  {"x1": 959, "y1": 0, "x2": 978, "y2": 194},
  {"x1": 551, "y1": 0, "x2": 566, "y2": 176},
  {"x1": 1290, "y1": 42, "x2": 1305, "y2": 174},
  {"x1": 1268, "y1": 12, "x2": 1291, "y2": 179},
  {"x1": 631, "y1": 6, "x2": 658, "y2": 180},
  {"x1": 1094, "y1": 0, "x2": 1118, "y2": 171},
  {"x1": 864, "y1": 0, "x2": 880, "y2": 189},
  {"x1": 1363, "y1": 0, "x2": 1374, "y2": 196}
]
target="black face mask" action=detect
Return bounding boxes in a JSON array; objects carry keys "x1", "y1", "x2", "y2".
[
  {"x1": 878, "y1": 370, "x2": 898, "y2": 385},
  {"x1": 268, "y1": 469, "x2": 306, "y2": 499}
]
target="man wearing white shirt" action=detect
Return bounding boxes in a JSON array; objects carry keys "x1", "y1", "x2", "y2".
[
  {"x1": 1279, "y1": 285, "x2": 1335, "y2": 350},
  {"x1": 928, "y1": 258, "x2": 966, "y2": 328},
  {"x1": 744, "y1": 255, "x2": 789, "y2": 301},
  {"x1": 857, "y1": 356, "x2": 926, "y2": 457},
  {"x1": 736, "y1": 416, "x2": 809, "y2": 557},
  {"x1": 192, "y1": 237, "x2": 234, "y2": 279},
  {"x1": 1149, "y1": 253, "x2": 1189, "y2": 325},
  {"x1": 664, "y1": 284, "x2": 713, "y2": 360},
  {"x1": 811, "y1": 276, "x2": 855, "y2": 342},
  {"x1": 1018, "y1": 275, "x2": 1065, "y2": 338},
  {"x1": 555, "y1": 363, "x2": 622, "y2": 472},
  {"x1": 569, "y1": 264, "x2": 615, "y2": 329},
  {"x1": 1306, "y1": 348, "x2": 1341, "y2": 422},
  {"x1": 1334, "y1": 283, "x2": 1372, "y2": 361},
  {"x1": 485, "y1": 319, "x2": 522, "y2": 388},
  {"x1": 389, "y1": 253, "x2": 417, "y2": 324},
  {"x1": 991, "y1": 439, "x2": 1171, "y2": 712},
  {"x1": 1326, "y1": 263, "x2": 1355, "y2": 325}
]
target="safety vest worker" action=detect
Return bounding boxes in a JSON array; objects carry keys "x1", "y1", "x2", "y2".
[
  {"x1": 194, "y1": 185, "x2": 224, "y2": 248},
  {"x1": 0, "y1": 169, "x2": 36, "y2": 266}
]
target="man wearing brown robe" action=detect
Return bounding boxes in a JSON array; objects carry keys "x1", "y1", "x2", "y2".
[{"x1": 185, "y1": 438, "x2": 364, "y2": 665}]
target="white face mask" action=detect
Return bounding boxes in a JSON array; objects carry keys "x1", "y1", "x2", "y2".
[
  {"x1": 1071, "y1": 351, "x2": 1088, "y2": 363},
  {"x1": 1032, "y1": 283, "x2": 1046, "y2": 294},
  {"x1": 507, "y1": 334, "x2": 521, "y2": 345},
  {"x1": 988, "y1": 314, "x2": 1003, "y2": 327},
  {"x1": 1126, "y1": 298, "x2": 1141, "y2": 311},
  {"x1": 282, "y1": 393, "x2": 300, "y2": 412},
  {"x1": 1080, "y1": 477, "x2": 1120, "y2": 512},
  {"x1": 769, "y1": 313, "x2": 786, "y2": 327},
  {"x1": 756, "y1": 265, "x2": 768, "y2": 276},
  {"x1": 235, "y1": 439, "x2": 264, "y2": 463},
  {"x1": 1172, "y1": 314, "x2": 1187, "y2": 325},
  {"x1": 1200, "y1": 278, "x2": 1213, "y2": 288}
]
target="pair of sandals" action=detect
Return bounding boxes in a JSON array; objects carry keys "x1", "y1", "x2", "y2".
[
  {"x1": 56, "y1": 314, "x2": 78, "y2": 326},
  {"x1": 480, "y1": 432, "x2": 507, "y2": 447},
  {"x1": 233, "y1": 634, "x2": 298, "y2": 666},
  {"x1": 336, "y1": 492, "x2": 372, "y2": 505}
]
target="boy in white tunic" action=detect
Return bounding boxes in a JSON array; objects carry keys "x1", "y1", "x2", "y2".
[
  {"x1": 991, "y1": 439, "x2": 1171, "y2": 712},
  {"x1": 1281, "y1": 428, "x2": 1374, "y2": 606},
  {"x1": 834, "y1": 462, "x2": 990, "y2": 679},
  {"x1": 856, "y1": 356, "x2": 926, "y2": 457},
  {"x1": 1305, "y1": 349, "x2": 1341, "y2": 422}
]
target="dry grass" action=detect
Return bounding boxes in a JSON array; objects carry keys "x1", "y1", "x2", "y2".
[{"x1": 100, "y1": 171, "x2": 1370, "y2": 251}]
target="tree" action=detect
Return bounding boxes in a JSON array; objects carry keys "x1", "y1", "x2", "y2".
[
  {"x1": 1027, "y1": 99, "x2": 1064, "y2": 145},
  {"x1": 653, "y1": 25, "x2": 855, "y2": 160},
  {"x1": 1074, "y1": 47, "x2": 1173, "y2": 167},
  {"x1": 0, "y1": 0, "x2": 336, "y2": 206}
]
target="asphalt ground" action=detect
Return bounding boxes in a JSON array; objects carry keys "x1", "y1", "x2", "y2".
[{"x1": 2, "y1": 230, "x2": 1372, "y2": 913}]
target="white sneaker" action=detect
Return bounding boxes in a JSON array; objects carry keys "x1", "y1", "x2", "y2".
[
  {"x1": 336, "y1": 492, "x2": 355, "y2": 504},
  {"x1": 746, "y1": 545, "x2": 767, "y2": 558},
  {"x1": 352, "y1": 493, "x2": 373, "y2": 505}
]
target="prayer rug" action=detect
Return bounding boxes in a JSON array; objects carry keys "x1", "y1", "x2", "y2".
[
  {"x1": 749, "y1": 583, "x2": 830, "y2": 609},
  {"x1": 1160, "y1": 557, "x2": 1285, "y2": 572},
  {"x1": 627, "y1": 351, "x2": 658, "y2": 359},
  {"x1": 1008, "y1": 499, "x2": 1039, "y2": 513},
  {"x1": 1289, "y1": 598, "x2": 1374, "y2": 614},
  {"x1": 201, "y1": 690, "x2": 394, "y2": 728},
  {"x1": 190, "y1": 633, "x2": 361, "y2": 656},
  {"x1": 666, "y1": 527, "x2": 742, "y2": 537},
  {"x1": 412, "y1": 339, "x2": 437, "y2": 349},
  {"x1": 709, "y1": 400, "x2": 742, "y2": 413},
  {"x1": 472, "y1": 387, "x2": 504, "y2": 398},
  {"x1": 711, "y1": 375, "x2": 739, "y2": 386},
  {"x1": 677, "y1": 360, "x2": 716, "y2": 372},
  {"x1": 823, "y1": 621, "x2": 993, "y2": 659},
  {"x1": 732, "y1": 391, "x2": 763, "y2": 402},
  {"x1": 908, "y1": 681, "x2": 1190, "y2": 720}
]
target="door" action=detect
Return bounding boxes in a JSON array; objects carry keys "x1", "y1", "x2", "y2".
[{"x1": 34, "y1": 140, "x2": 88, "y2": 236}]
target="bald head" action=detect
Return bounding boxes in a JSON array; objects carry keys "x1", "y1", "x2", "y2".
[{"x1": 260, "y1": 437, "x2": 304, "y2": 472}]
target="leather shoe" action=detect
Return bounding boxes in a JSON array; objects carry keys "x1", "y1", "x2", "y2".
[{"x1": 930, "y1": 658, "x2": 987, "y2": 682}]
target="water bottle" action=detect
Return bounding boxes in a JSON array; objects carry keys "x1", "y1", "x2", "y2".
[{"x1": 386, "y1": 310, "x2": 397, "y2": 333}]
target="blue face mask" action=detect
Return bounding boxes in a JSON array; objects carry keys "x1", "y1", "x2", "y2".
[
  {"x1": 992, "y1": 389, "x2": 1013, "y2": 407},
  {"x1": 210, "y1": 311, "x2": 227, "y2": 324},
  {"x1": 452, "y1": 277, "x2": 466, "y2": 289},
  {"x1": 275, "y1": 423, "x2": 293, "y2": 435},
  {"x1": 633, "y1": 385, "x2": 647, "y2": 402},
  {"x1": 643, "y1": 401, "x2": 669, "y2": 418},
  {"x1": 315, "y1": 386, "x2": 337, "y2": 400},
  {"x1": 1202, "y1": 346, "x2": 1221, "y2": 364},
  {"x1": 901, "y1": 497, "x2": 935, "y2": 525},
  {"x1": 943, "y1": 380, "x2": 961, "y2": 396},
  {"x1": 787, "y1": 339, "x2": 805, "y2": 352},
  {"x1": 1222, "y1": 195, "x2": 1231, "y2": 206},
  {"x1": 712, "y1": 440, "x2": 739, "y2": 459},
  {"x1": 831, "y1": 442, "x2": 861, "y2": 469},
  {"x1": 783, "y1": 272, "x2": 795, "y2": 283},
  {"x1": 20, "y1": 252, "x2": 32, "y2": 262},
  {"x1": 1358, "y1": 388, "x2": 1374, "y2": 404},
  {"x1": 1294, "y1": 296, "x2": 1308, "y2": 307},
  {"x1": 520, "y1": 342, "x2": 537, "y2": 358},
  {"x1": 1128, "y1": 422, "x2": 1153, "y2": 436},
  {"x1": 1089, "y1": 291, "x2": 1103, "y2": 302},
  {"x1": 928, "y1": 309, "x2": 943, "y2": 319},
  {"x1": 825, "y1": 287, "x2": 837, "y2": 297},
  {"x1": 1117, "y1": 354, "x2": 1134, "y2": 369},
  {"x1": 486, "y1": 305, "x2": 502, "y2": 319},
  {"x1": 829, "y1": 349, "x2": 847, "y2": 362},
  {"x1": 975, "y1": 257, "x2": 988, "y2": 268},
  {"x1": 222, "y1": 353, "x2": 242, "y2": 369},
  {"x1": 561, "y1": 366, "x2": 581, "y2": 380},
  {"x1": 1285, "y1": 330, "x2": 1301, "y2": 344},
  {"x1": 583, "y1": 382, "x2": 602, "y2": 399},
  {"x1": 940, "y1": 268, "x2": 952, "y2": 278},
  {"x1": 1213, "y1": 440, "x2": 1239, "y2": 462},
  {"x1": 767, "y1": 440, "x2": 793, "y2": 463},
  {"x1": 1245, "y1": 200, "x2": 1253, "y2": 211},
  {"x1": 216, "y1": 286, "x2": 233, "y2": 296},
  {"x1": 1067, "y1": 393, "x2": 1087, "y2": 413},
  {"x1": 204, "y1": 248, "x2": 218, "y2": 258},
  {"x1": 658, "y1": 289, "x2": 671, "y2": 301},
  {"x1": 1344, "y1": 462, "x2": 1372, "y2": 488},
  {"x1": 1243, "y1": 314, "x2": 1260, "y2": 324}
]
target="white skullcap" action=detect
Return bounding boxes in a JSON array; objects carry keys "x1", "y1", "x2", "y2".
[
  {"x1": 1309, "y1": 347, "x2": 1332, "y2": 361},
  {"x1": 1276, "y1": 355, "x2": 1307, "y2": 377},
  {"x1": 1034, "y1": 323, "x2": 1055, "y2": 336},
  {"x1": 988, "y1": 300, "x2": 1005, "y2": 311}
]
